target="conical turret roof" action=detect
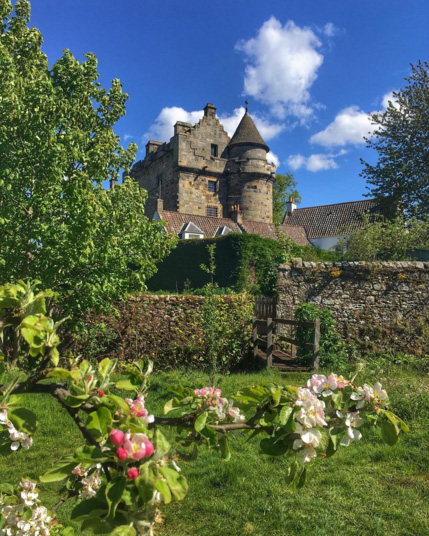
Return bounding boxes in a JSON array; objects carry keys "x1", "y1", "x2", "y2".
[{"x1": 228, "y1": 111, "x2": 269, "y2": 152}]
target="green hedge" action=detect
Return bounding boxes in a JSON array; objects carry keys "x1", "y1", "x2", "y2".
[{"x1": 147, "y1": 233, "x2": 340, "y2": 296}]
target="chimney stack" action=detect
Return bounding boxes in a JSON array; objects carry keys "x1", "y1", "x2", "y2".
[
  {"x1": 285, "y1": 196, "x2": 296, "y2": 214},
  {"x1": 156, "y1": 198, "x2": 164, "y2": 213}
]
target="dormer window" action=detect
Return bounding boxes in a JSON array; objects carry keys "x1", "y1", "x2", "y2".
[
  {"x1": 208, "y1": 180, "x2": 217, "y2": 193},
  {"x1": 180, "y1": 222, "x2": 204, "y2": 240},
  {"x1": 211, "y1": 144, "x2": 218, "y2": 157}
]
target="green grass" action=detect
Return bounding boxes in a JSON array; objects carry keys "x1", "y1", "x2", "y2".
[{"x1": 1, "y1": 367, "x2": 429, "y2": 535}]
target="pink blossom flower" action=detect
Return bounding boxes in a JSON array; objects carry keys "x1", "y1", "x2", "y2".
[
  {"x1": 125, "y1": 395, "x2": 155, "y2": 425},
  {"x1": 110, "y1": 429, "x2": 125, "y2": 446},
  {"x1": 228, "y1": 405, "x2": 245, "y2": 423},
  {"x1": 123, "y1": 431, "x2": 153, "y2": 461},
  {"x1": 127, "y1": 468, "x2": 139, "y2": 480}
]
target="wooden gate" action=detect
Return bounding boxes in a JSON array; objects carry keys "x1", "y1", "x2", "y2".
[
  {"x1": 252, "y1": 316, "x2": 320, "y2": 370},
  {"x1": 254, "y1": 296, "x2": 277, "y2": 320}
]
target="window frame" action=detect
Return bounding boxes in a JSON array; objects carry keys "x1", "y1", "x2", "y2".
[{"x1": 206, "y1": 205, "x2": 218, "y2": 218}]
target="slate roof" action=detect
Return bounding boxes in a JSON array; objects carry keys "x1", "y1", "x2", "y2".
[
  {"x1": 227, "y1": 112, "x2": 269, "y2": 152},
  {"x1": 239, "y1": 221, "x2": 310, "y2": 246},
  {"x1": 157, "y1": 210, "x2": 309, "y2": 245},
  {"x1": 282, "y1": 199, "x2": 380, "y2": 238}
]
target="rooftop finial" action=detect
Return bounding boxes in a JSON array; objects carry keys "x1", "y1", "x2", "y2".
[{"x1": 245, "y1": 100, "x2": 248, "y2": 113}]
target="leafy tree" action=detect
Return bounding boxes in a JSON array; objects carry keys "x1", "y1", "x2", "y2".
[
  {"x1": 361, "y1": 61, "x2": 429, "y2": 219},
  {"x1": 0, "y1": 0, "x2": 174, "y2": 317},
  {"x1": 336, "y1": 213, "x2": 429, "y2": 261},
  {"x1": 272, "y1": 172, "x2": 301, "y2": 225}
]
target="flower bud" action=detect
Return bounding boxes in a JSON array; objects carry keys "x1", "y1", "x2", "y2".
[
  {"x1": 116, "y1": 447, "x2": 127, "y2": 460},
  {"x1": 110, "y1": 429, "x2": 125, "y2": 446},
  {"x1": 127, "y1": 467, "x2": 139, "y2": 480},
  {"x1": 144, "y1": 439, "x2": 154, "y2": 457},
  {"x1": 98, "y1": 390, "x2": 105, "y2": 397}
]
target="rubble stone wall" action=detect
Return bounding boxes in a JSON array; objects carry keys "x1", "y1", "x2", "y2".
[{"x1": 277, "y1": 260, "x2": 429, "y2": 355}]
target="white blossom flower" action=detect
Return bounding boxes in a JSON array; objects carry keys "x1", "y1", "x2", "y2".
[{"x1": 336, "y1": 411, "x2": 364, "y2": 446}]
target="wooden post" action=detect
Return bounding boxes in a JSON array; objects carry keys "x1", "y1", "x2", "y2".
[
  {"x1": 266, "y1": 317, "x2": 273, "y2": 368},
  {"x1": 312, "y1": 318, "x2": 320, "y2": 370},
  {"x1": 252, "y1": 317, "x2": 258, "y2": 365}
]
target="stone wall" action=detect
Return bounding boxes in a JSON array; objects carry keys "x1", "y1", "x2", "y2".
[
  {"x1": 72, "y1": 294, "x2": 253, "y2": 370},
  {"x1": 277, "y1": 260, "x2": 429, "y2": 355}
]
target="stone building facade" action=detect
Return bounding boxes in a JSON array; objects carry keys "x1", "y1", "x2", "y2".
[{"x1": 130, "y1": 103, "x2": 276, "y2": 224}]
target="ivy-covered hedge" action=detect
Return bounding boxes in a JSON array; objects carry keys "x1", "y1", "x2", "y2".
[{"x1": 147, "y1": 233, "x2": 339, "y2": 296}]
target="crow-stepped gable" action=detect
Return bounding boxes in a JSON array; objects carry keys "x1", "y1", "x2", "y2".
[{"x1": 130, "y1": 103, "x2": 276, "y2": 223}]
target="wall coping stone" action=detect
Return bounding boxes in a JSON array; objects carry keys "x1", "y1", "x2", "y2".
[{"x1": 279, "y1": 258, "x2": 429, "y2": 273}]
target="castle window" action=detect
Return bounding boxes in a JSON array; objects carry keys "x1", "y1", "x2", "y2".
[
  {"x1": 210, "y1": 144, "x2": 218, "y2": 157},
  {"x1": 206, "y1": 205, "x2": 218, "y2": 218},
  {"x1": 208, "y1": 180, "x2": 216, "y2": 193}
]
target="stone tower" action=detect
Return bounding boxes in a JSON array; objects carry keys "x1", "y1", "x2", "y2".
[
  {"x1": 130, "y1": 103, "x2": 275, "y2": 224},
  {"x1": 225, "y1": 110, "x2": 275, "y2": 223}
]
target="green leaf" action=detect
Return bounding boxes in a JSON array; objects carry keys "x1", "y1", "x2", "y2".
[
  {"x1": 297, "y1": 467, "x2": 307, "y2": 488},
  {"x1": 155, "y1": 478, "x2": 172, "y2": 504},
  {"x1": 194, "y1": 412, "x2": 208, "y2": 433},
  {"x1": 381, "y1": 418, "x2": 399, "y2": 446},
  {"x1": 135, "y1": 475, "x2": 154, "y2": 503},
  {"x1": 385, "y1": 410, "x2": 409, "y2": 433},
  {"x1": 115, "y1": 379, "x2": 138, "y2": 391},
  {"x1": 86, "y1": 411, "x2": 102, "y2": 439},
  {"x1": 105, "y1": 394, "x2": 130, "y2": 415},
  {"x1": 279, "y1": 406, "x2": 292, "y2": 426},
  {"x1": 0, "y1": 483, "x2": 14, "y2": 494},
  {"x1": 40, "y1": 462, "x2": 77, "y2": 483},
  {"x1": 260, "y1": 437, "x2": 288, "y2": 456},
  {"x1": 159, "y1": 467, "x2": 188, "y2": 501},
  {"x1": 98, "y1": 358, "x2": 116, "y2": 379},
  {"x1": 50, "y1": 347, "x2": 60, "y2": 366},
  {"x1": 111, "y1": 527, "x2": 136, "y2": 536},
  {"x1": 106, "y1": 476, "x2": 126, "y2": 519},
  {"x1": 154, "y1": 429, "x2": 170, "y2": 458},
  {"x1": 63, "y1": 394, "x2": 90, "y2": 408},
  {"x1": 70, "y1": 496, "x2": 107, "y2": 520},
  {"x1": 199, "y1": 424, "x2": 217, "y2": 445},
  {"x1": 285, "y1": 461, "x2": 298, "y2": 485},
  {"x1": 7, "y1": 408, "x2": 38, "y2": 435},
  {"x1": 219, "y1": 434, "x2": 231, "y2": 461},
  {"x1": 46, "y1": 368, "x2": 71, "y2": 380},
  {"x1": 73, "y1": 445, "x2": 109, "y2": 464},
  {"x1": 97, "y1": 406, "x2": 113, "y2": 436}
]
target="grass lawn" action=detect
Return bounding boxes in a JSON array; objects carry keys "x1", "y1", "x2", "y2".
[{"x1": 1, "y1": 366, "x2": 428, "y2": 535}]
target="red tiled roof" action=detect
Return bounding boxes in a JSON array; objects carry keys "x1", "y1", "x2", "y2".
[
  {"x1": 158, "y1": 211, "x2": 242, "y2": 237},
  {"x1": 282, "y1": 199, "x2": 380, "y2": 238},
  {"x1": 239, "y1": 221, "x2": 310, "y2": 246},
  {"x1": 158, "y1": 210, "x2": 310, "y2": 246}
]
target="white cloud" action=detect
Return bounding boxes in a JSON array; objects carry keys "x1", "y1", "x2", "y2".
[
  {"x1": 309, "y1": 89, "x2": 401, "y2": 149},
  {"x1": 144, "y1": 106, "x2": 204, "y2": 142},
  {"x1": 144, "y1": 105, "x2": 284, "y2": 143},
  {"x1": 287, "y1": 150, "x2": 347, "y2": 172},
  {"x1": 309, "y1": 106, "x2": 372, "y2": 147},
  {"x1": 123, "y1": 134, "x2": 133, "y2": 141},
  {"x1": 267, "y1": 151, "x2": 280, "y2": 167},
  {"x1": 382, "y1": 90, "x2": 399, "y2": 109},
  {"x1": 220, "y1": 106, "x2": 284, "y2": 140},
  {"x1": 323, "y1": 22, "x2": 339, "y2": 37},
  {"x1": 236, "y1": 17, "x2": 324, "y2": 121}
]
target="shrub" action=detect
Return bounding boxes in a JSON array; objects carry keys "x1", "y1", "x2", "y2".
[{"x1": 294, "y1": 303, "x2": 351, "y2": 369}]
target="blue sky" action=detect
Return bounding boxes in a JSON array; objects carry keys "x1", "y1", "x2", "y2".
[{"x1": 29, "y1": 0, "x2": 428, "y2": 208}]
